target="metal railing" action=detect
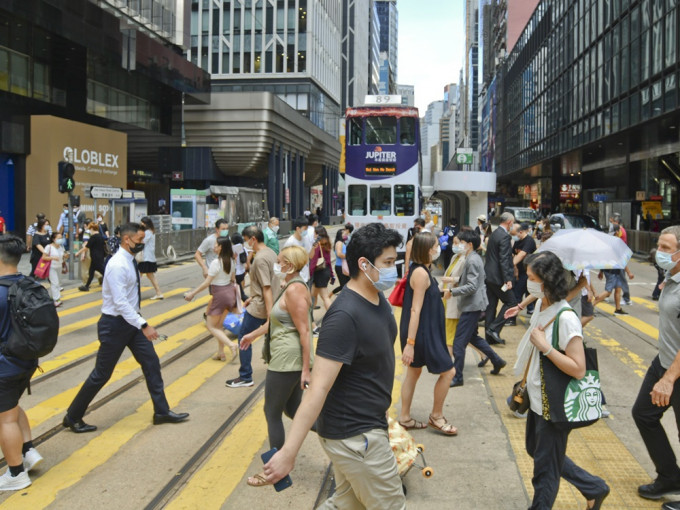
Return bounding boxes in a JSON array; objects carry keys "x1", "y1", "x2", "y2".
[
  {"x1": 627, "y1": 230, "x2": 660, "y2": 257},
  {"x1": 155, "y1": 228, "x2": 208, "y2": 263}
]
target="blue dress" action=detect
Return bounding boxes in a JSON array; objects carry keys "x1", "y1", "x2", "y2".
[{"x1": 399, "y1": 264, "x2": 455, "y2": 374}]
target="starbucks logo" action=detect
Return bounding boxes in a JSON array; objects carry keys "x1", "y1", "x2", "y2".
[{"x1": 564, "y1": 371, "x2": 602, "y2": 421}]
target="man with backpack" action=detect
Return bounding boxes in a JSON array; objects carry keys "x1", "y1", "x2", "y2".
[{"x1": 0, "y1": 235, "x2": 50, "y2": 490}]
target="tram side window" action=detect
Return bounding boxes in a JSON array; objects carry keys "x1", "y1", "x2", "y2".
[
  {"x1": 394, "y1": 185, "x2": 415, "y2": 216},
  {"x1": 370, "y1": 185, "x2": 392, "y2": 216},
  {"x1": 365, "y1": 116, "x2": 397, "y2": 145},
  {"x1": 348, "y1": 117, "x2": 362, "y2": 145},
  {"x1": 349, "y1": 185, "x2": 367, "y2": 216},
  {"x1": 399, "y1": 117, "x2": 416, "y2": 145}
]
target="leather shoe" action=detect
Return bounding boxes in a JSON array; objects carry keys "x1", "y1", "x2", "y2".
[
  {"x1": 663, "y1": 500, "x2": 680, "y2": 510},
  {"x1": 450, "y1": 378, "x2": 464, "y2": 388},
  {"x1": 588, "y1": 487, "x2": 609, "y2": 510},
  {"x1": 486, "y1": 330, "x2": 505, "y2": 345},
  {"x1": 638, "y1": 478, "x2": 680, "y2": 500},
  {"x1": 490, "y1": 359, "x2": 507, "y2": 375},
  {"x1": 153, "y1": 410, "x2": 189, "y2": 425},
  {"x1": 63, "y1": 415, "x2": 97, "y2": 433}
]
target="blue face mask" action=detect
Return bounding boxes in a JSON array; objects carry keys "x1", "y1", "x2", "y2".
[
  {"x1": 656, "y1": 249, "x2": 680, "y2": 271},
  {"x1": 363, "y1": 260, "x2": 399, "y2": 292},
  {"x1": 512, "y1": 235, "x2": 520, "y2": 242},
  {"x1": 452, "y1": 244, "x2": 464, "y2": 254}
]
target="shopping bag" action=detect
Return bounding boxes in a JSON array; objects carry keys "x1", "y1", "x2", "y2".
[
  {"x1": 388, "y1": 276, "x2": 407, "y2": 307},
  {"x1": 34, "y1": 257, "x2": 51, "y2": 279},
  {"x1": 223, "y1": 311, "x2": 245, "y2": 336}
]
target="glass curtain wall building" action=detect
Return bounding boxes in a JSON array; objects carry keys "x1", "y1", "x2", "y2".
[{"x1": 499, "y1": 0, "x2": 680, "y2": 225}]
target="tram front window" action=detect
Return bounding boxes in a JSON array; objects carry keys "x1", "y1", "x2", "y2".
[
  {"x1": 348, "y1": 117, "x2": 362, "y2": 145},
  {"x1": 348, "y1": 185, "x2": 367, "y2": 215},
  {"x1": 394, "y1": 185, "x2": 415, "y2": 216},
  {"x1": 370, "y1": 185, "x2": 391, "y2": 216},
  {"x1": 365, "y1": 116, "x2": 397, "y2": 145},
  {"x1": 399, "y1": 117, "x2": 416, "y2": 145}
]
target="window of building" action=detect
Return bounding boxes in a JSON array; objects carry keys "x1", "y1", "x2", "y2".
[
  {"x1": 9, "y1": 51, "x2": 29, "y2": 96},
  {"x1": 348, "y1": 185, "x2": 367, "y2": 215},
  {"x1": 394, "y1": 185, "x2": 415, "y2": 216},
  {"x1": 0, "y1": 48, "x2": 8, "y2": 91},
  {"x1": 365, "y1": 116, "x2": 397, "y2": 145},
  {"x1": 370, "y1": 185, "x2": 391, "y2": 216}
]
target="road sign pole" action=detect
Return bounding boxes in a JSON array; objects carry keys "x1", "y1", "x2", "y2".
[{"x1": 68, "y1": 192, "x2": 75, "y2": 280}]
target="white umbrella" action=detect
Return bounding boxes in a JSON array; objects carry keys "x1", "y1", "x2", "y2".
[{"x1": 537, "y1": 228, "x2": 633, "y2": 270}]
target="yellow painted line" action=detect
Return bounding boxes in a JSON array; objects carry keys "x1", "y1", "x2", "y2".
[
  {"x1": 165, "y1": 400, "x2": 267, "y2": 510},
  {"x1": 2, "y1": 355, "x2": 225, "y2": 510},
  {"x1": 631, "y1": 296, "x2": 659, "y2": 312},
  {"x1": 596, "y1": 302, "x2": 659, "y2": 340},
  {"x1": 27, "y1": 321, "x2": 208, "y2": 429},
  {"x1": 39, "y1": 294, "x2": 210, "y2": 378},
  {"x1": 587, "y1": 325, "x2": 650, "y2": 379},
  {"x1": 57, "y1": 287, "x2": 173, "y2": 318},
  {"x1": 57, "y1": 291, "x2": 207, "y2": 337}
]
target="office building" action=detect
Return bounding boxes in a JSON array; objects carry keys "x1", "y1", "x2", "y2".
[
  {"x1": 342, "y1": 0, "x2": 371, "y2": 110},
  {"x1": 375, "y1": 0, "x2": 398, "y2": 92},
  {"x1": 397, "y1": 84, "x2": 415, "y2": 106},
  {"x1": 368, "y1": 0, "x2": 382, "y2": 95}
]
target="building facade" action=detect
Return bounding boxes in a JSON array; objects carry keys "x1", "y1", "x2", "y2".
[
  {"x1": 341, "y1": 0, "x2": 371, "y2": 109},
  {"x1": 498, "y1": 0, "x2": 680, "y2": 227},
  {"x1": 368, "y1": 0, "x2": 382, "y2": 95},
  {"x1": 375, "y1": 0, "x2": 397, "y2": 93},
  {"x1": 397, "y1": 83, "x2": 415, "y2": 106}
]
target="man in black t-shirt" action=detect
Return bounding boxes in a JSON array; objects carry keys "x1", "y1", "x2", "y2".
[
  {"x1": 263, "y1": 223, "x2": 405, "y2": 509},
  {"x1": 509, "y1": 222, "x2": 537, "y2": 324}
]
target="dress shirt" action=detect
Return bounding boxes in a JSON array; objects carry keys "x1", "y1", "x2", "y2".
[{"x1": 101, "y1": 248, "x2": 146, "y2": 329}]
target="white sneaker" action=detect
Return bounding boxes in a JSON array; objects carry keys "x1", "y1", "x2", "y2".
[
  {"x1": 623, "y1": 299, "x2": 633, "y2": 306},
  {"x1": 23, "y1": 448, "x2": 43, "y2": 472},
  {"x1": 0, "y1": 469, "x2": 31, "y2": 491}
]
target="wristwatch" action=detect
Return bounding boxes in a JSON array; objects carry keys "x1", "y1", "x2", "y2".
[{"x1": 141, "y1": 322, "x2": 149, "y2": 329}]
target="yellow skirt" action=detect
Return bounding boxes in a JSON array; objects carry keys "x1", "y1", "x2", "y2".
[{"x1": 445, "y1": 318, "x2": 459, "y2": 347}]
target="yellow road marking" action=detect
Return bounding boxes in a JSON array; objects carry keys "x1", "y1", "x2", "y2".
[
  {"x1": 27, "y1": 322, "x2": 208, "y2": 428},
  {"x1": 165, "y1": 400, "x2": 267, "y2": 510},
  {"x1": 2, "y1": 355, "x2": 225, "y2": 510},
  {"x1": 631, "y1": 296, "x2": 659, "y2": 312},
  {"x1": 40, "y1": 295, "x2": 210, "y2": 378},
  {"x1": 596, "y1": 302, "x2": 659, "y2": 340},
  {"x1": 57, "y1": 291, "x2": 207, "y2": 337},
  {"x1": 587, "y1": 325, "x2": 649, "y2": 379},
  {"x1": 57, "y1": 287, "x2": 182, "y2": 318}
]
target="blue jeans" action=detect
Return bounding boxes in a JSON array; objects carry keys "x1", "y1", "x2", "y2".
[{"x1": 238, "y1": 311, "x2": 266, "y2": 381}]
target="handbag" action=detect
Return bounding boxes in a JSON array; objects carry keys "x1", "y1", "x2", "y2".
[
  {"x1": 315, "y1": 246, "x2": 326, "y2": 269},
  {"x1": 388, "y1": 274, "x2": 408, "y2": 307},
  {"x1": 34, "y1": 256, "x2": 51, "y2": 280},
  {"x1": 508, "y1": 348, "x2": 533, "y2": 414},
  {"x1": 62, "y1": 261, "x2": 69, "y2": 274},
  {"x1": 540, "y1": 307, "x2": 602, "y2": 429},
  {"x1": 341, "y1": 258, "x2": 349, "y2": 276}
]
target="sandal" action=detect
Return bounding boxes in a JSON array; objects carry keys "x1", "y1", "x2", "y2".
[
  {"x1": 428, "y1": 415, "x2": 458, "y2": 436},
  {"x1": 212, "y1": 352, "x2": 227, "y2": 361},
  {"x1": 229, "y1": 344, "x2": 239, "y2": 363},
  {"x1": 247, "y1": 473, "x2": 272, "y2": 488},
  {"x1": 398, "y1": 418, "x2": 427, "y2": 430}
]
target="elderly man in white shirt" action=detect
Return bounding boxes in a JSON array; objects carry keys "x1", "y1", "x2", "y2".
[{"x1": 63, "y1": 222, "x2": 188, "y2": 433}]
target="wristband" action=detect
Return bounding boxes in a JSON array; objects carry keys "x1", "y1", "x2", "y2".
[
  {"x1": 406, "y1": 338, "x2": 415, "y2": 346},
  {"x1": 543, "y1": 346, "x2": 553, "y2": 356},
  {"x1": 517, "y1": 303, "x2": 524, "y2": 310}
]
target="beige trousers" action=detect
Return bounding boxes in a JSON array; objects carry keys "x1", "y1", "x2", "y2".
[{"x1": 317, "y1": 428, "x2": 405, "y2": 510}]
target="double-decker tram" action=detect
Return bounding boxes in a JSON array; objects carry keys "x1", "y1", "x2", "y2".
[{"x1": 344, "y1": 96, "x2": 421, "y2": 258}]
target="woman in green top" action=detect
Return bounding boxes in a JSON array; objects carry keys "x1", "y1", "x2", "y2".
[{"x1": 241, "y1": 245, "x2": 313, "y2": 487}]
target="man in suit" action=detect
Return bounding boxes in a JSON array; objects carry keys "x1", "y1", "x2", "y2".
[{"x1": 484, "y1": 212, "x2": 516, "y2": 345}]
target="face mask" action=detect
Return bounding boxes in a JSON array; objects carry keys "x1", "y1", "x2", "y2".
[
  {"x1": 452, "y1": 244, "x2": 464, "y2": 254},
  {"x1": 272, "y1": 225, "x2": 279, "y2": 234},
  {"x1": 273, "y1": 263, "x2": 288, "y2": 278},
  {"x1": 63, "y1": 209, "x2": 68, "y2": 214},
  {"x1": 656, "y1": 249, "x2": 680, "y2": 271},
  {"x1": 219, "y1": 230, "x2": 229, "y2": 237},
  {"x1": 97, "y1": 217, "x2": 103, "y2": 223},
  {"x1": 363, "y1": 260, "x2": 399, "y2": 292},
  {"x1": 55, "y1": 238, "x2": 65, "y2": 246},
  {"x1": 512, "y1": 235, "x2": 520, "y2": 242},
  {"x1": 527, "y1": 280, "x2": 545, "y2": 299},
  {"x1": 432, "y1": 245, "x2": 441, "y2": 260},
  {"x1": 342, "y1": 235, "x2": 348, "y2": 242},
  {"x1": 129, "y1": 241, "x2": 145, "y2": 254}
]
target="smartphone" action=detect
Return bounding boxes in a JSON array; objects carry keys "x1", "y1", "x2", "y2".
[
  {"x1": 501, "y1": 283, "x2": 508, "y2": 292},
  {"x1": 261, "y1": 448, "x2": 293, "y2": 492}
]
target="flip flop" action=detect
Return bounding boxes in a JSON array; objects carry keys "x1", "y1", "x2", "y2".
[
  {"x1": 247, "y1": 473, "x2": 272, "y2": 487},
  {"x1": 398, "y1": 418, "x2": 427, "y2": 430},
  {"x1": 428, "y1": 415, "x2": 458, "y2": 436}
]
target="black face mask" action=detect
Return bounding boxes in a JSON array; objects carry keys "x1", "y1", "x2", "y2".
[{"x1": 129, "y1": 242, "x2": 145, "y2": 254}]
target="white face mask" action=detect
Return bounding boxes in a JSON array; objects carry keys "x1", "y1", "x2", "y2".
[
  {"x1": 432, "y1": 245, "x2": 441, "y2": 261},
  {"x1": 451, "y1": 244, "x2": 464, "y2": 254},
  {"x1": 527, "y1": 279, "x2": 545, "y2": 299},
  {"x1": 273, "y1": 262, "x2": 287, "y2": 278},
  {"x1": 271, "y1": 225, "x2": 279, "y2": 234}
]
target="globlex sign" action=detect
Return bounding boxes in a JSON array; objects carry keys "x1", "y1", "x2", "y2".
[{"x1": 63, "y1": 147, "x2": 120, "y2": 168}]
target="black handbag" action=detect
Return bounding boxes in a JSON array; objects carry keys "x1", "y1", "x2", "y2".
[
  {"x1": 508, "y1": 348, "x2": 533, "y2": 414},
  {"x1": 540, "y1": 307, "x2": 602, "y2": 429}
]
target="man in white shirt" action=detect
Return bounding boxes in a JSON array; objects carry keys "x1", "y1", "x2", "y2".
[
  {"x1": 63, "y1": 223, "x2": 189, "y2": 432},
  {"x1": 284, "y1": 216, "x2": 310, "y2": 282},
  {"x1": 195, "y1": 219, "x2": 230, "y2": 278}
]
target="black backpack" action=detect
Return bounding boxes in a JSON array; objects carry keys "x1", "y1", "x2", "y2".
[{"x1": 0, "y1": 276, "x2": 59, "y2": 360}]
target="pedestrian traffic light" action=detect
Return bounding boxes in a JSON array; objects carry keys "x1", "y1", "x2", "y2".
[{"x1": 58, "y1": 161, "x2": 76, "y2": 193}]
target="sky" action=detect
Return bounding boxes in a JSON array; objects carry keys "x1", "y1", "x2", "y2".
[{"x1": 397, "y1": 0, "x2": 466, "y2": 114}]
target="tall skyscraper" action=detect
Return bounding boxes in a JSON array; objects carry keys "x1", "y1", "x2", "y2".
[
  {"x1": 342, "y1": 0, "x2": 371, "y2": 109},
  {"x1": 465, "y1": 0, "x2": 479, "y2": 151},
  {"x1": 368, "y1": 0, "x2": 382, "y2": 95},
  {"x1": 375, "y1": 0, "x2": 398, "y2": 92}
]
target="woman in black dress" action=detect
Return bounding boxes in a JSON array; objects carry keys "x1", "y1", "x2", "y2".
[
  {"x1": 77, "y1": 221, "x2": 108, "y2": 291},
  {"x1": 29, "y1": 218, "x2": 51, "y2": 277},
  {"x1": 399, "y1": 232, "x2": 458, "y2": 435}
]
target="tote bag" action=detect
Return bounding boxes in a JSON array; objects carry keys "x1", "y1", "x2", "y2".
[
  {"x1": 34, "y1": 256, "x2": 51, "y2": 280},
  {"x1": 388, "y1": 275, "x2": 407, "y2": 307},
  {"x1": 540, "y1": 307, "x2": 602, "y2": 429}
]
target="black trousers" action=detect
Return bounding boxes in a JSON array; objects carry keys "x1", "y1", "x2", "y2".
[
  {"x1": 485, "y1": 281, "x2": 517, "y2": 335},
  {"x1": 67, "y1": 314, "x2": 170, "y2": 421},
  {"x1": 525, "y1": 411, "x2": 608, "y2": 509},
  {"x1": 85, "y1": 257, "x2": 107, "y2": 287},
  {"x1": 264, "y1": 370, "x2": 303, "y2": 450},
  {"x1": 452, "y1": 310, "x2": 502, "y2": 381},
  {"x1": 632, "y1": 355, "x2": 680, "y2": 484}
]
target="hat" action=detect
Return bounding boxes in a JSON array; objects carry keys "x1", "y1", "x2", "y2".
[{"x1": 477, "y1": 214, "x2": 486, "y2": 222}]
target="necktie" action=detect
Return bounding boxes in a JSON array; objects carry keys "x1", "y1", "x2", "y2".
[{"x1": 132, "y1": 258, "x2": 141, "y2": 310}]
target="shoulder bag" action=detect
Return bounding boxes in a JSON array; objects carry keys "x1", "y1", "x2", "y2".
[
  {"x1": 34, "y1": 247, "x2": 51, "y2": 280},
  {"x1": 388, "y1": 272, "x2": 408, "y2": 307},
  {"x1": 262, "y1": 277, "x2": 309, "y2": 364},
  {"x1": 540, "y1": 307, "x2": 602, "y2": 429},
  {"x1": 508, "y1": 347, "x2": 533, "y2": 414}
]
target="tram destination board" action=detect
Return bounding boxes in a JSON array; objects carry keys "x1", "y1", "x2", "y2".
[{"x1": 365, "y1": 165, "x2": 396, "y2": 176}]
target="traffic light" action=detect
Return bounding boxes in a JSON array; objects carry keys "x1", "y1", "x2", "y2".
[{"x1": 58, "y1": 161, "x2": 76, "y2": 193}]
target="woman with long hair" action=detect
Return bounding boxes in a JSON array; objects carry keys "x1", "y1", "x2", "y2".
[
  {"x1": 521, "y1": 251, "x2": 609, "y2": 509},
  {"x1": 77, "y1": 221, "x2": 108, "y2": 291},
  {"x1": 331, "y1": 223, "x2": 353, "y2": 295},
  {"x1": 29, "y1": 218, "x2": 50, "y2": 277},
  {"x1": 138, "y1": 217, "x2": 163, "y2": 300},
  {"x1": 42, "y1": 232, "x2": 67, "y2": 307},
  {"x1": 184, "y1": 237, "x2": 240, "y2": 361},
  {"x1": 240, "y1": 246, "x2": 313, "y2": 487},
  {"x1": 399, "y1": 232, "x2": 457, "y2": 435},
  {"x1": 309, "y1": 225, "x2": 333, "y2": 318}
]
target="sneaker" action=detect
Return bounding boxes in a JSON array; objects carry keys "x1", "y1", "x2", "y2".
[
  {"x1": 150, "y1": 295, "x2": 164, "y2": 300},
  {"x1": 312, "y1": 326, "x2": 320, "y2": 336},
  {"x1": 23, "y1": 448, "x2": 44, "y2": 472},
  {"x1": 639, "y1": 478, "x2": 680, "y2": 500},
  {"x1": 623, "y1": 299, "x2": 633, "y2": 306},
  {"x1": 601, "y1": 407, "x2": 611, "y2": 418},
  {"x1": 0, "y1": 469, "x2": 31, "y2": 491},
  {"x1": 512, "y1": 410, "x2": 528, "y2": 419},
  {"x1": 225, "y1": 377, "x2": 254, "y2": 388},
  {"x1": 614, "y1": 308, "x2": 628, "y2": 315},
  {"x1": 78, "y1": 285, "x2": 90, "y2": 292},
  {"x1": 54, "y1": 300, "x2": 62, "y2": 307}
]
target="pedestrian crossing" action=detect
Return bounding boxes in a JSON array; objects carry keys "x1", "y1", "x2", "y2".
[{"x1": 0, "y1": 265, "x2": 674, "y2": 509}]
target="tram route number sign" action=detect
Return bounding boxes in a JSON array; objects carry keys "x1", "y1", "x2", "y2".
[
  {"x1": 89, "y1": 186, "x2": 123, "y2": 199},
  {"x1": 365, "y1": 165, "x2": 396, "y2": 176}
]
